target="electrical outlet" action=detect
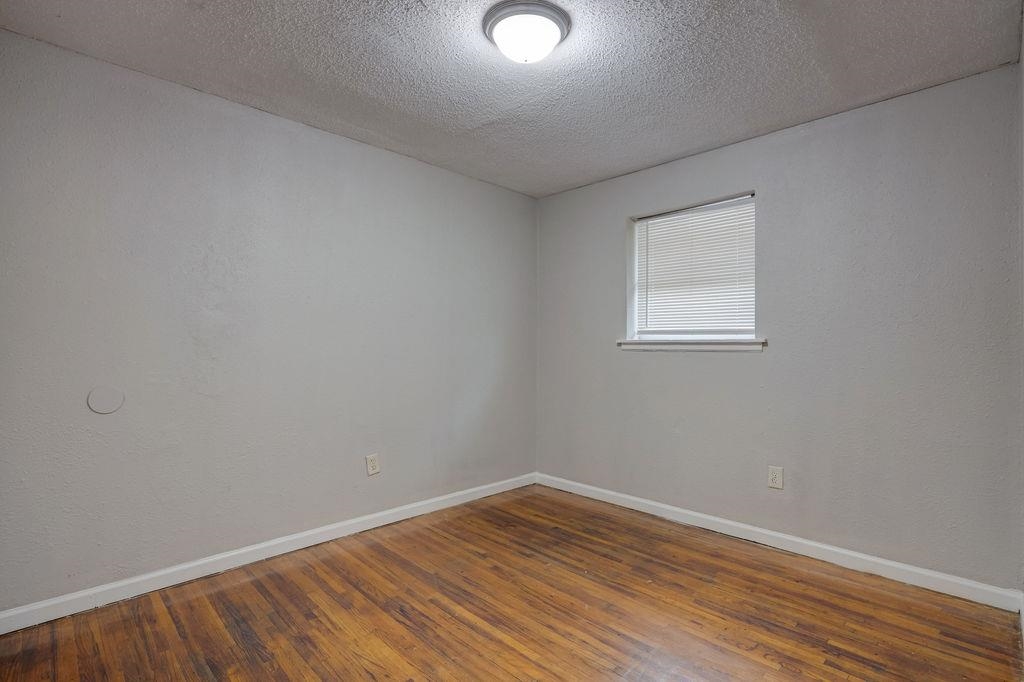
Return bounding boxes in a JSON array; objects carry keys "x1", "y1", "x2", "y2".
[
  {"x1": 365, "y1": 453, "x2": 381, "y2": 476},
  {"x1": 768, "y1": 465, "x2": 784, "y2": 490}
]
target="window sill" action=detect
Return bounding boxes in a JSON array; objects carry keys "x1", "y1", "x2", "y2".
[{"x1": 616, "y1": 337, "x2": 766, "y2": 352}]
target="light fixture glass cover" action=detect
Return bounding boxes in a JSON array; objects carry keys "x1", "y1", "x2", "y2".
[{"x1": 483, "y1": 1, "x2": 570, "y2": 64}]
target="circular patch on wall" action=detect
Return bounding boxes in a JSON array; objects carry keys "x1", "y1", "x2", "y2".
[{"x1": 87, "y1": 386, "x2": 125, "y2": 414}]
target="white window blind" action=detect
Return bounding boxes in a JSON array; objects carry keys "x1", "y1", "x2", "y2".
[{"x1": 634, "y1": 194, "x2": 755, "y2": 338}]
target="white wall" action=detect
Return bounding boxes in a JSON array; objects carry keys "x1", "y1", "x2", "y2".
[
  {"x1": 0, "y1": 30, "x2": 537, "y2": 610},
  {"x1": 1019, "y1": 31, "x2": 1024, "y2": 595},
  {"x1": 538, "y1": 66, "x2": 1023, "y2": 588},
  {"x1": 2, "y1": 25, "x2": 1022, "y2": 613}
]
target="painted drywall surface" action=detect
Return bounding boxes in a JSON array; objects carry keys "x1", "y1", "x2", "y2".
[
  {"x1": 0, "y1": 30, "x2": 536, "y2": 610},
  {"x1": 537, "y1": 66, "x2": 1022, "y2": 588},
  {"x1": 1015, "y1": 35, "x2": 1024, "y2": 593}
]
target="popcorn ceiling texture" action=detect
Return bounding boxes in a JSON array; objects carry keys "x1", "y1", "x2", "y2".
[{"x1": 0, "y1": 0, "x2": 1019, "y2": 197}]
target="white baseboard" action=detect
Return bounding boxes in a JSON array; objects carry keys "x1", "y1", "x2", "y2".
[
  {"x1": 4, "y1": 470, "x2": 1018, "y2": 636},
  {"x1": 0, "y1": 473, "x2": 537, "y2": 635},
  {"x1": 536, "y1": 473, "x2": 1023, "y2": 612}
]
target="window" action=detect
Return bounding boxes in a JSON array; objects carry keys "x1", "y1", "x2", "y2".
[{"x1": 621, "y1": 193, "x2": 764, "y2": 350}]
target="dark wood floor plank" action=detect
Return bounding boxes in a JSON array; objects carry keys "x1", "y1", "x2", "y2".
[
  {"x1": 0, "y1": 485, "x2": 1019, "y2": 680},
  {"x1": 507, "y1": 490, "x2": 1020, "y2": 664},
  {"x1": 426, "y1": 515, "x2": 784, "y2": 680},
  {"x1": 379, "y1": 520, "x2": 648, "y2": 676},
  {"x1": 446, "y1": 502, "x2": 865, "y2": 678},
  {"x1": 483, "y1": 499, "x2": 1002, "y2": 677},
  {"x1": 364, "y1": 529, "x2": 623, "y2": 679}
]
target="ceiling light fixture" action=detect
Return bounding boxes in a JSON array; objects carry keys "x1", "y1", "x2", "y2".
[{"x1": 483, "y1": 1, "x2": 571, "y2": 64}]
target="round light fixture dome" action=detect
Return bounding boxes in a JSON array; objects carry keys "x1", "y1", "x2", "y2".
[{"x1": 483, "y1": 1, "x2": 570, "y2": 64}]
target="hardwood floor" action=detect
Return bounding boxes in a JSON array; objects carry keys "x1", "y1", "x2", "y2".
[{"x1": 1, "y1": 485, "x2": 1020, "y2": 680}]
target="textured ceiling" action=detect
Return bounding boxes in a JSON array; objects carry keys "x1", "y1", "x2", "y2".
[{"x1": 1, "y1": 1, "x2": 1020, "y2": 197}]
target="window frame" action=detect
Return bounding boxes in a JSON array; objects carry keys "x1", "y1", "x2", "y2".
[{"x1": 619, "y1": 191, "x2": 766, "y2": 352}]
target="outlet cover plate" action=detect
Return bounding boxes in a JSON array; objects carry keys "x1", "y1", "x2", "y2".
[
  {"x1": 768, "y1": 465, "x2": 784, "y2": 490},
  {"x1": 366, "y1": 453, "x2": 381, "y2": 476}
]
